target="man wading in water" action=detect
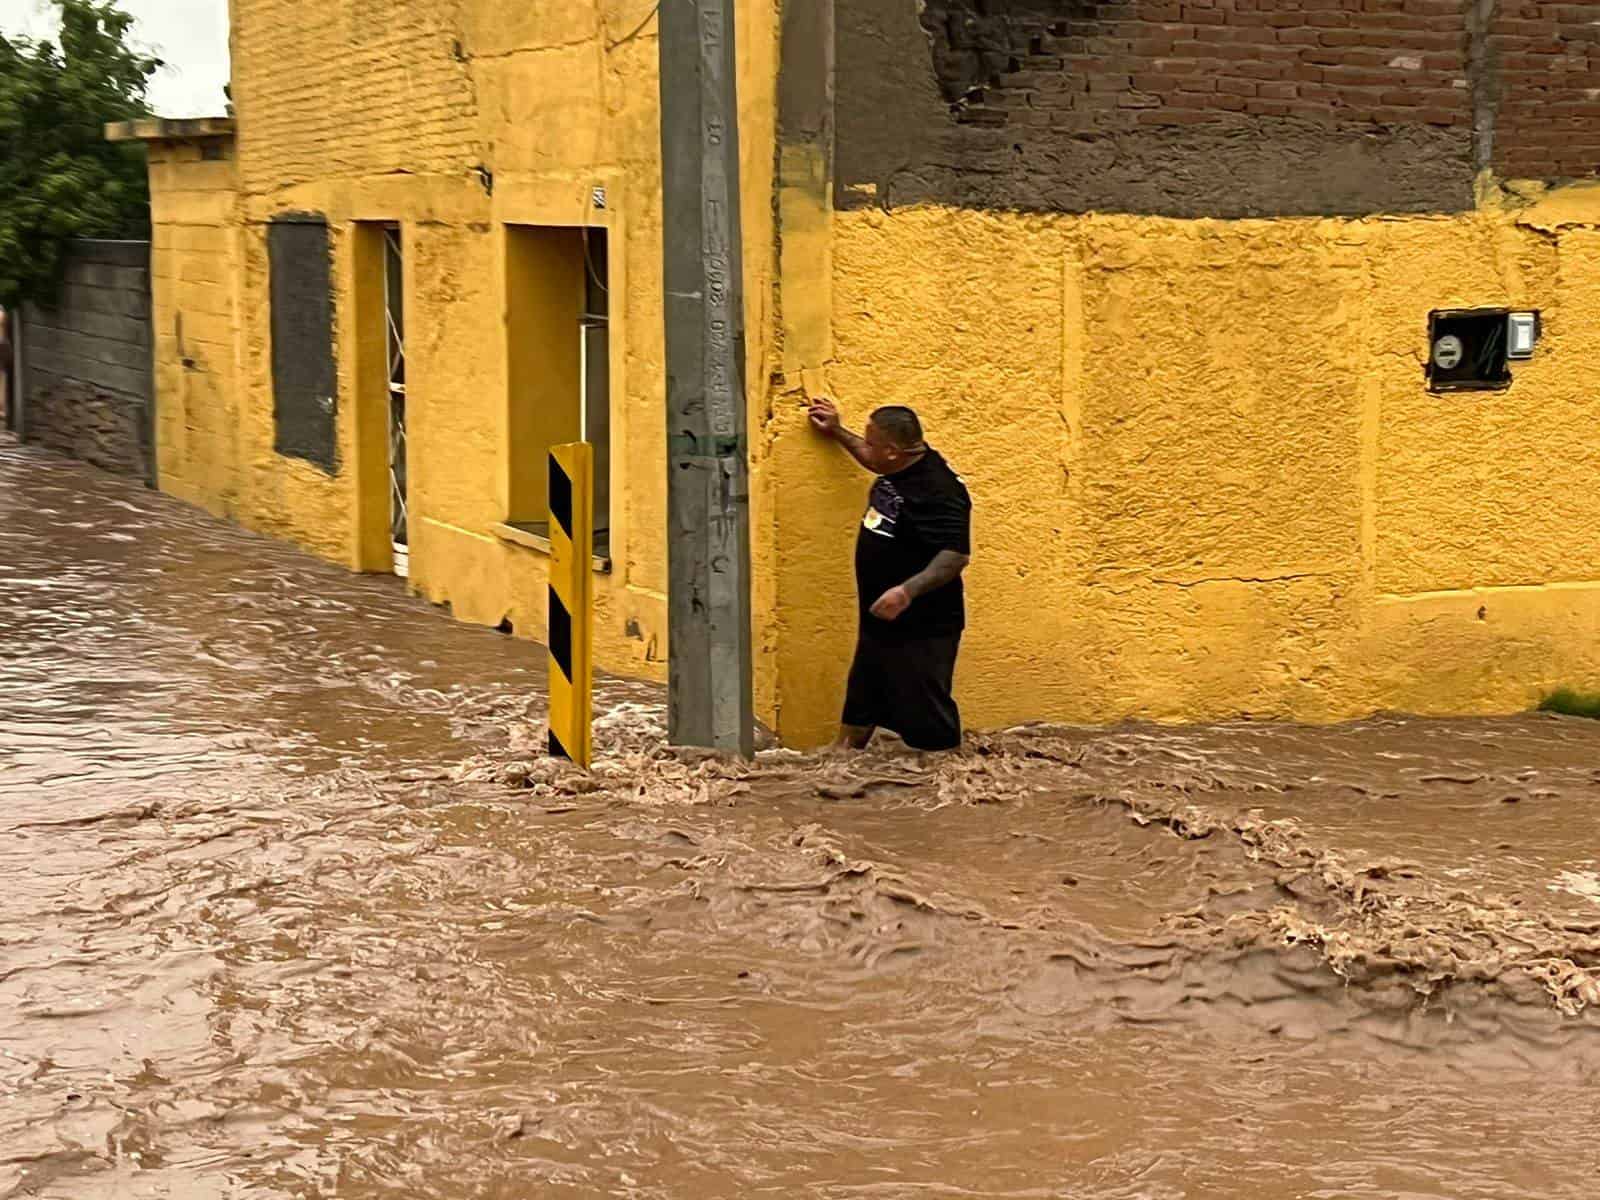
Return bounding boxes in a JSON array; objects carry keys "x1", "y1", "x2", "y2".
[{"x1": 808, "y1": 399, "x2": 972, "y2": 752}]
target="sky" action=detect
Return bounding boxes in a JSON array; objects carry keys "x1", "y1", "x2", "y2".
[{"x1": 0, "y1": 0, "x2": 230, "y2": 118}]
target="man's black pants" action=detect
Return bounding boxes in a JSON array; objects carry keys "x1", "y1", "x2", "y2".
[{"x1": 841, "y1": 630, "x2": 963, "y2": 751}]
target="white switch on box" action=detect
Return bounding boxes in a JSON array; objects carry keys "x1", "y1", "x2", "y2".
[{"x1": 1507, "y1": 312, "x2": 1539, "y2": 360}]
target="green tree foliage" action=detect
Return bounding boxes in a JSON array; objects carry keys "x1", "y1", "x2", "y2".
[{"x1": 0, "y1": 1, "x2": 160, "y2": 309}]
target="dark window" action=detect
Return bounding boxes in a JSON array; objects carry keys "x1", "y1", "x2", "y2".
[{"x1": 268, "y1": 215, "x2": 339, "y2": 471}]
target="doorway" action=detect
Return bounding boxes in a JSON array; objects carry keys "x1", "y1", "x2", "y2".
[
  {"x1": 503, "y1": 224, "x2": 612, "y2": 554},
  {"x1": 580, "y1": 228, "x2": 611, "y2": 554},
  {"x1": 383, "y1": 224, "x2": 408, "y2": 578}
]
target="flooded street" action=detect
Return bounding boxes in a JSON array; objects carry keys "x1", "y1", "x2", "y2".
[{"x1": 5, "y1": 436, "x2": 1600, "y2": 1199}]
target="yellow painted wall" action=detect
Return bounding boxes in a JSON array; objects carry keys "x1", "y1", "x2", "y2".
[
  {"x1": 230, "y1": 0, "x2": 478, "y2": 195},
  {"x1": 148, "y1": 142, "x2": 244, "y2": 516},
  {"x1": 768, "y1": 192, "x2": 1600, "y2": 746},
  {"x1": 145, "y1": 1, "x2": 782, "y2": 706},
  {"x1": 149, "y1": 2, "x2": 1600, "y2": 751},
  {"x1": 147, "y1": 137, "x2": 358, "y2": 564}
]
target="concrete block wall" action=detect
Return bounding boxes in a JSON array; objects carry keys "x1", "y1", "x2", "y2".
[{"x1": 19, "y1": 240, "x2": 154, "y2": 481}]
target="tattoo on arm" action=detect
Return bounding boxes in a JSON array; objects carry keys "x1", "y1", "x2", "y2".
[
  {"x1": 902, "y1": 550, "x2": 970, "y2": 600},
  {"x1": 832, "y1": 426, "x2": 875, "y2": 472}
]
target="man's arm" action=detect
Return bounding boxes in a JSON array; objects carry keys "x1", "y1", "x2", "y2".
[
  {"x1": 807, "y1": 397, "x2": 875, "y2": 472},
  {"x1": 904, "y1": 549, "x2": 971, "y2": 599},
  {"x1": 870, "y1": 550, "x2": 971, "y2": 621}
]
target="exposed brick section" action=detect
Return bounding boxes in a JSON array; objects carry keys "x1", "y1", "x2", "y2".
[
  {"x1": 833, "y1": 0, "x2": 1600, "y2": 213},
  {"x1": 836, "y1": 0, "x2": 1476, "y2": 217},
  {"x1": 920, "y1": 0, "x2": 1472, "y2": 135},
  {"x1": 1490, "y1": 1, "x2": 1600, "y2": 181}
]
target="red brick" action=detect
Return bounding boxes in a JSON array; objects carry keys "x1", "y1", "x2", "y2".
[{"x1": 906, "y1": 0, "x2": 1600, "y2": 184}]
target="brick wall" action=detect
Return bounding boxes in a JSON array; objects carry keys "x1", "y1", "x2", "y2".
[
  {"x1": 1491, "y1": 1, "x2": 1600, "y2": 182},
  {"x1": 832, "y1": 0, "x2": 1600, "y2": 217},
  {"x1": 923, "y1": 0, "x2": 1472, "y2": 134},
  {"x1": 836, "y1": 0, "x2": 1478, "y2": 216}
]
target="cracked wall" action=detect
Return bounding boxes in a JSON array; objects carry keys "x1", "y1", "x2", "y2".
[
  {"x1": 769, "y1": 193, "x2": 1600, "y2": 746},
  {"x1": 769, "y1": 1, "x2": 1600, "y2": 745}
]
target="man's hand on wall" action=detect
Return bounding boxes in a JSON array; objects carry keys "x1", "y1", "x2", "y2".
[{"x1": 808, "y1": 397, "x2": 841, "y2": 437}]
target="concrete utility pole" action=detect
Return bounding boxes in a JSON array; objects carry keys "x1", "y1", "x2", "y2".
[{"x1": 658, "y1": 0, "x2": 755, "y2": 756}]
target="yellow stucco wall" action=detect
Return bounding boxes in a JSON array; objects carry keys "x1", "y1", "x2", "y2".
[
  {"x1": 768, "y1": 190, "x2": 1600, "y2": 746},
  {"x1": 146, "y1": 3, "x2": 1600, "y2": 750},
  {"x1": 146, "y1": 1, "x2": 781, "y2": 707},
  {"x1": 148, "y1": 142, "x2": 244, "y2": 516}
]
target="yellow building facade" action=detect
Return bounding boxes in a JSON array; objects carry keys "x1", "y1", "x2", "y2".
[
  {"x1": 123, "y1": 1, "x2": 782, "y2": 721},
  {"x1": 120, "y1": 1, "x2": 1600, "y2": 747}
]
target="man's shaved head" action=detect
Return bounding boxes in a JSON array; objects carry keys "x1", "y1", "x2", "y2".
[{"x1": 869, "y1": 406, "x2": 924, "y2": 450}]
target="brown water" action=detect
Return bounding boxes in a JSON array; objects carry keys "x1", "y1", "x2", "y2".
[{"x1": 4, "y1": 437, "x2": 1600, "y2": 1199}]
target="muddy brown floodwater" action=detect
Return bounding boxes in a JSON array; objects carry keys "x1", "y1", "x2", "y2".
[{"x1": 4, "y1": 436, "x2": 1600, "y2": 1199}]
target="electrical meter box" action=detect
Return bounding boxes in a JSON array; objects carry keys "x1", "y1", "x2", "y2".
[{"x1": 1427, "y1": 308, "x2": 1540, "y2": 393}]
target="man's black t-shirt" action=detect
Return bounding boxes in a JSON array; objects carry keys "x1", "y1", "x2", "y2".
[{"x1": 855, "y1": 449, "x2": 972, "y2": 642}]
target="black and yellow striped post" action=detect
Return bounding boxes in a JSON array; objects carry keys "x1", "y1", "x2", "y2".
[{"x1": 547, "y1": 442, "x2": 594, "y2": 768}]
